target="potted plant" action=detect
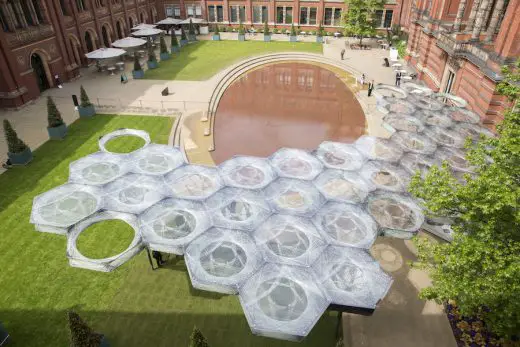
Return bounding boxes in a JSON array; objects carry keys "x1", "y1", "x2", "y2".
[
  {"x1": 132, "y1": 53, "x2": 144, "y2": 79},
  {"x1": 147, "y1": 44, "x2": 158, "y2": 69},
  {"x1": 289, "y1": 23, "x2": 297, "y2": 42},
  {"x1": 170, "y1": 29, "x2": 180, "y2": 53},
  {"x1": 188, "y1": 19, "x2": 197, "y2": 41},
  {"x1": 3, "y1": 119, "x2": 32, "y2": 165},
  {"x1": 47, "y1": 97, "x2": 67, "y2": 140},
  {"x1": 238, "y1": 20, "x2": 245, "y2": 41},
  {"x1": 68, "y1": 311, "x2": 110, "y2": 347},
  {"x1": 159, "y1": 34, "x2": 170, "y2": 61},
  {"x1": 316, "y1": 22, "x2": 324, "y2": 43},
  {"x1": 263, "y1": 21, "x2": 271, "y2": 42},
  {"x1": 180, "y1": 27, "x2": 188, "y2": 46},
  {"x1": 213, "y1": 24, "x2": 220, "y2": 41},
  {"x1": 78, "y1": 85, "x2": 96, "y2": 117}
]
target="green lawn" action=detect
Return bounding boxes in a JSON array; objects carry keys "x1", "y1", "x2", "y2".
[
  {"x1": 0, "y1": 114, "x2": 336, "y2": 346},
  {"x1": 144, "y1": 40, "x2": 323, "y2": 80}
]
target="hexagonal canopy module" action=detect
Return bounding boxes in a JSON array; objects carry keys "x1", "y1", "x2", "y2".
[
  {"x1": 367, "y1": 191, "x2": 425, "y2": 239},
  {"x1": 204, "y1": 187, "x2": 272, "y2": 231},
  {"x1": 264, "y1": 178, "x2": 325, "y2": 217},
  {"x1": 164, "y1": 164, "x2": 224, "y2": 201},
  {"x1": 423, "y1": 126, "x2": 466, "y2": 149},
  {"x1": 454, "y1": 123, "x2": 495, "y2": 142},
  {"x1": 373, "y1": 84, "x2": 408, "y2": 98},
  {"x1": 401, "y1": 82, "x2": 433, "y2": 96},
  {"x1": 445, "y1": 107, "x2": 480, "y2": 124},
  {"x1": 254, "y1": 215, "x2": 328, "y2": 267},
  {"x1": 31, "y1": 183, "x2": 103, "y2": 235},
  {"x1": 238, "y1": 263, "x2": 329, "y2": 342},
  {"x1": 218, "y1": 156, "x2": 276, "y2": 190},
  {"x1": 415, "y1": 109, "x2": 454, "y2": 128},
  {"x1": 313, "y1": 202, "x2": 378, "y2": 249},
  {"x1": 407, "y1": 93, "x2": 445, "y2": 111},
  {"x1": 129, "y1": 144, "x2": 186, "y2": 176},
  {"x1": 314, "y1": 141, "x2": 366, "y2": 171},
  {"x1": 269, "y1": 148, "x2": 323, "y2": 180},
  {"x1": 313, "y1": 245, "x2": 392, "y2": 309},
  {"x1": 313, "y1": 169, "x2": 372, "y2": 204},
  {"x1": 67, "y1": 211, "x2": 143, "y2": 272},
  {"x1": 185, "y1": 228, "x2": 264, "y2": 294},
  {"x1": 354, "y1": 136, "x2": 403, "y2": 163},
  {"x1": 380, "y1": 97, "x2": 416, "y2": 115},
  {"x1": 102, "y1": 173, "x2": 168, "y2": 214},
  {"x1": 390, "y1": 131, "x2": 437, "y2": 155},
  {"x1": 360, "y1": 161, "x2": 412, "y2": 193},
  {"x1": 399, "y1": 152, "x2": 440, "y2": 178},
  {"x1": 69, "y1": 152, "x2": 130, "y2": 186},
  {"x1": 138, "y1": 198, "x2": 211, "y2": 254},
  {"x1": 382, "y1": 113, "x2": 425, "y2": 133},
  {"x1": 435, "y1": 147, "x2": 475, "y2": 173}
]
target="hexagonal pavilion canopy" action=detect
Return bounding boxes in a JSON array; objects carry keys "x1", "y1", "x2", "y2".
[{"x1": 29, "y1": 82, "x2": 491, "y2": 341}]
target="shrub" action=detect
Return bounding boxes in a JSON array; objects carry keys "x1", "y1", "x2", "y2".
[
  {"x1": 188, "y1": 19, "x2": 195, "y2": 36},
  {"x1": 170, "y1": 30, "x2": 179, "y2": 47},
  {"x1": 263, "y1": 21, "x2": 270, "y2": 35},
  {"x1": 3, "y1": 119, "x2": 29, "y2": 154},
  {"x1": 214, "y1": 24, "x2": 219, "y2": 34},
  {"x1": 189, "y1": 327, "x2": 209, "y2": 347},
  {"x1": 47, "y1": 96, "x2": 64, "y2": 128},
  {"x1": 311, "y1": 30, "x2": 316, "y2": 35},
  {"x1": 181, "y1": 27, "x2": 187, "y2": 41},
  {"x1": 238, "y1": 20, "x2": 245, "y2": 35},
  {"x1": 68, "y1": 311, "x2": 103, "y2": 347},
  {"x1": 326, "y1": 31, "x2": 333, "y2": 36},
  {"x1": 290, "y1": 23, "x2": 297, "y2": 36},
  {"x1": 273, "y1": 28, "x2": 279, "y2": 34},
  {"x1": 79, "y1": 85, "x2": 92, "y2": 107},
  {"x1": 147, "y1": 44, "x2": 156, "y2": 62},
  {"x1": 317, "y1": 22, "x2": 323, "y2": 37},
  {"x1": 220, "y1": 26, "x2": 227, "y2": 32},
  {"x1": 133, "y1": 53, "x2": 141, "y2": 71},
  {"x1": 159, "y1": 35, "x2": 168, "y2": 54}
]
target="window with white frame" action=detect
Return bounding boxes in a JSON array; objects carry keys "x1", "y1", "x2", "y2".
[
  {"x1": 384, "y1": 10, "x2": 393, "y2": 28},
  {"x1": 276, "y1": 6, "x2": 293, "y2": 24},
  {"x1": 208, "y1": 5, "x2": 223, "y2": 22},
  {"x1": 374, "y1": 9, "x2": 393, "y2": 28},
  {"x1": 186, "y1": 4, "x2": 202, "y2": 18},
  {"x1": 299, "y1": 7, "x2": 317, "y2": 25},
  {"x1": 323, "y1": 8, "x2": 341, "y2": 26},
  {"x1": 230, "y1": 5, "x2": 245, "y2": 23},
  {"x1": 165, "y1": 5, "x2": 181, "y2": 18},
  {"x1": 253, "y1": 5, "x2": 268, "y2": 24}
]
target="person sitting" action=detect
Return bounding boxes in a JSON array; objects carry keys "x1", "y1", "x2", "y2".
[
  {"x1": 152, "y1": 251, "x2": 165, "y2": 267},
  {"x1": 383, "y1": 58, "x2": 390, "y2": 67}
]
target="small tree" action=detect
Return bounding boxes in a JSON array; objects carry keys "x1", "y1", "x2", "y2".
[
  {"x1": 148, "y1": 44, "x2": 156, "y2": 62},
  {"x1": 188, "y1": 19, "x2": 195, "y2": 36},
  {"x1": 68, "y1": 311, "x2": 103, "y2": 347},
  {"x1": 290, "y1": 23, "x2": 297, "y2": 37},
  {"x1": 263, "y1": 21, "x2": 269, "y2": 35},
  {"x1": 159, "y1": 34, "x2": 168, "y2": 54},
  {"x1": 3, "y1": 119, "x2": 29, "y2": 154},
  {"x1": 238, "y1": 20, "x2": 245, "y2": 35},
  {"x1": 79, "y1": 85, "x2": 92, "y2": 107},
  {"x1": 189, "y1": 327, "x2": 209, "y2": 347},
  {"x1": 171, "y1": 30, "x2": 179, "y2": 47},
  {"x1": 47, "y1": 96, "x2": 64, "y2": 128},
  {"x1": 133, "y1": 53, "x2": 141, "y2": 71},
  {"x1": 317, "y1": 21, "x2": 323, "y2": 37},
  {"x1": 342, "y1": 0, "x2": 385, "y2": 45},
  {"x1": 181, "y1": 27, "x2": 188, "y2": 41},
  {"x1": 214, "y1": 24, "x2": 220, "y2": 35}
]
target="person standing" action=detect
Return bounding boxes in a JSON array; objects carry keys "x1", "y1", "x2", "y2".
[
  {"x1": 340, "y1": 49, "x2": 345, "y2": 60},
  {"x1": 54, "y1": 74, "x2": 63, "y2": 89},
  {"x1": 361, "y1": 73, "x2": 366, "y2": 85},
  {"x1": 368, "y1": 80, "x2": 374, "y2": 97},
  {"x1": 395, "y1": 72, "x2": 401, "y2": 87}
]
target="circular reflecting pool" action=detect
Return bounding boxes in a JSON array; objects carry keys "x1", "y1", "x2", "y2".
[{"x1": 212, "y1": 62, "x2": 366, "y2": 164}]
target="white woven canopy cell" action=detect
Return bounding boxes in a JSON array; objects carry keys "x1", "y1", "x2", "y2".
[
  {"x1": 313, "y1": 169, "x2": 372, "y2": 204},
  {"x1": 422, "y1": 216, "x2": 454, "y2": 242},
  {"x1": 98, "y1": 128, "x2": 151, "y2": 154},
  {"x1": 446, "y1": 107, "x2": 481, "y2": 124},
  {"x1": 131, "y1": 28, "x2": 164, "y2": 36},
  {"x1": 399, "y1": 152, "x2": 439, "y2": 178},
  {"x1": 313, "y1": 202, "x2": 377, "y2": 249},
  {"x1": 138, "y1": 198, "x2": 211, "y2": 254},
  {"x1": 423, "y1": 126, "x2": 466, "y2": 149},
  {"x1": 367, "y1": 192, "x2": 425, "y2": 238},
  {"x1": 131, "y1": 23, "x2": 157, "y2": 30},
  {"x1": 130, "y1": 144, "x2": 186, "y2": 176},
  {"x1": 433, "y1": 93, "x2": 468, "y2": 108},
  {"x1": 155, "y1": 17, "x2": 183, "y2": 25},
  {"x1": 164, "y1": 165, "x2": 224, "y2": 200},
  {"x1": 238, "y1": 263, "x2": 329, "y2": 342},
  {"x1": 69, "y1": 152, "x2": 130, "y2": 186},
  {"x1": 373, "y1": 84, "x2": 407, "y2": 99},
  {"x1": 102, "y1": 174, "x2": 168, "y2": 214},
  {"x1": 415, "y1": 109, "x2": 454, "y2": 128},
  {"x1": 407, "y1": 93, "x2": 445, "y2": 111},
  {"x1": 382, "y1": 113, "x2": 425, "y2": 133},
  {"x1": 254, "y1": 215, "x2": 328, "y2": 267},
  {"x1": 269, "y1": 148, "x2": 323, "y2": 180},
  {"x1": 85, "y1": 47, "x2": 126, "y2": 59},
  {"x1": 390, "y1": 131, "x2": 437, "y2": 155},
  {"x1": 264, "y1": 178, "x2": 325, "y2": 217},
  {"x1": 185, "y1": 228, "x2": 264, "y2": 294},
  {"x1": 401, "y1": 83, "x2": 433, "y2": 96},
  {"x1": 454, "y1": 123, "x2": 495, "y2": 142},
  {"x1": 360, "y1": 161, "x2": 411, "y2": 193},
  {"x1": 314, "y1": 141, "x2": 366, "y2": 171},
  {"x1": 354, "y1": 135, "x2": 404, "y2": 163},
  {"x1": 313, "y1": 246, "x2": 392, "y2": 309},
  {"x1": 203, "y1": 187, "x2": 272, "y2": 231},
  {"x1": 381, "y1": 97, "x2": 416, "y2": 115},
  {"x1": 435, "y1": 147, "x2": 474, "y2": 173},
  {"x1": 67, "y1": 211, "x2": 143, "y2": 272},
  {"x1": 218, "y1": 156, "x2": 276, "y2": 190},
  {"x1": 31, "y1": 184, "x2": 103, "y2": 233},
  {"x1": 111, "y1": 37, "x2": 147, "y2": 48}
]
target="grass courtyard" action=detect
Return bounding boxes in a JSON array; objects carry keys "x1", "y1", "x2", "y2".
[
  {"x1": 0, "y1": 114, "x2": 336, "y2": 346},
  {"x1": 144, "y1": 40, "x2": 324, "y2": 80}
]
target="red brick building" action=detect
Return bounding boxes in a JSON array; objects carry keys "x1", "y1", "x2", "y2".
[{"x1": 406, "y1": 0, "x2": 519, "y2": 124}]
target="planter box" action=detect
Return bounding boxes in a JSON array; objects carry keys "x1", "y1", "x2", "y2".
[
  {"x1": 180, "y1": 39, "x2": 188, "y2": 46},
  {"x1": 213, "y1": 34, "x2": 221, "y2": 41},
  {"x1": 8, "y1": 147, "x2": 32, "y2": 165},
  {"x1": 188, "y1": 34, "x2": 197, "y2": 42},
  {"x1": 290, "y1": 36, "x2": 297, "y2": 42},
  {"x1": 264, "y1": 35, "x2": 271, "y2": 42},
  {"x1": 160, "y1": 52, "x2": 171, "y2": 61},
  {"x1": 47, "y1": 123, "x2": 67, "y2": 140},
  {"x1": 78, "y1": 105, "x2": 96, "y2": 118},
  {"x1": 171, "y1": 45, "x2": 180, "y2": 53},
  {"x1": 316, "y1": 36, "x2": 323, "y2": 43},
  {"x1": 147, "y1": 60, "x2": 158, "y2": 69},
  {"x1": 132, "y1": 69, "x2": 144, "y2": 79},
  {"x1": 238, "y1": 34, "x2": 245, "y2": 41}
]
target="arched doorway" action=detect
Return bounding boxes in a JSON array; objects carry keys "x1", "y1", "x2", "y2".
[
  {"x1": 31, "y1": 53, "x2": 49, "y2": 92},
  {"x1": 129, "y1": 16, "x2": 134, "y2": 29},
  {"x1": 102, "y1": 26, "x2": 110, "y2": 47},
  {"x1": 85, "y1": 31, "x2": 94, "y2": 52},
  {"x1": 116, "y1": 21, "x2": 123, "y2": 39},
  {"x1": 70, "y1": 36, "x2": 82, "y2": 67},
  {"x1": 140, "y1": 12, "x2": 144, "y2": 23}
]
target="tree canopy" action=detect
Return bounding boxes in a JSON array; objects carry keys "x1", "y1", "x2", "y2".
[
  {"x1": 189, "y1": 327, "x2": 209, "y2": 347},
  {"x1": 3, "y1": 119, "x2": 29, "y2": 154},
  {"x1": 342, "y1": 0, "x2": 386, "y2": 44},
  {"x1": 68, "y1": 311, "x2": 103, "y2": 347}
]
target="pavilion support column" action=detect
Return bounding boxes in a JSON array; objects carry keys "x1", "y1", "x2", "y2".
[
  {"x1": 485, "y1": 0, "x2": 506, "y2": 41},
  {"x1": 471, "y1": 0, "x2": 491, "y2": 40},
  {"x1": 466, "y1": 0, "x2": 481, "y2": 31},
  {"x1": 453, "y1": 0, "x2": 467, "y2": 31}
]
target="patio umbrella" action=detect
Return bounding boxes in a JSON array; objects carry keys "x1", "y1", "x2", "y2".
[
  {"x1": 111, "y1": 37, "x2": 147, "y2": 48},
  {"x1": 131, "y1": 28, "x2": 164, "y2": 37},
  {"x1": 180, "y1": 18, "x2": 207, "y2": 24},
  {"x1": 131, "y1": 23, "x2": 157, "y2": 31},
  {"x1": 85, "y1": 47, "x2": 126, "y2": 60},
  {"x1": 155, "y1": 17, "x2": 183, "y2": 25}
]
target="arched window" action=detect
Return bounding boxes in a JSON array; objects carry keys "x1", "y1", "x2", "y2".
[
  {"x1": 116, "y1": 20, "x2": 123, "y2": 39},
  {"x1": 76, "y1": 0, "x2": 87, "y2": 11},
  {"x1": 102, "y1": 26, "x2": 110, "y2": 47},
  {"x1": 85, "y1": 31, "x2": 94, "y2": 52},
  {"x1": 20, "y1": 0, "x2": 34, "y2": 26},
  {"x1": 59, "y1": 0, "x2": 68, "y2": 15},
  {"x1": 140, "y1": 12, "x2": 144, "y2": 23},
  {"x1": 0, "y1": 7, "x2": 9, "y2": 31},
  {"x1": 32, "y1": 0, "x2": 43, "y2": 22},
  {"x1": 129, "y1": 16, "x2": 134, "y2": 29}
]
